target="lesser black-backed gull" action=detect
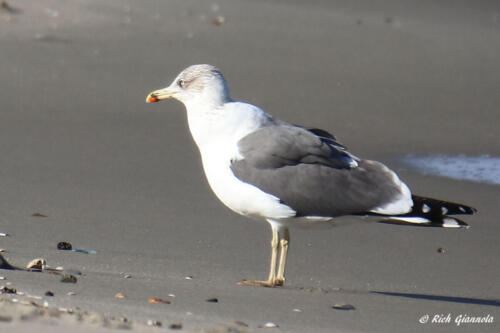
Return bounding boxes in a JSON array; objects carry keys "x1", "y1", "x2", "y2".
[{"x1": 146, "y1": 64, "x2": 476, "y2": 287}]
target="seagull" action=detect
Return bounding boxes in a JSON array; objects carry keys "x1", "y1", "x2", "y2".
[{"x1": 145, "y1": 64, "x2": 476, "y2": 287}]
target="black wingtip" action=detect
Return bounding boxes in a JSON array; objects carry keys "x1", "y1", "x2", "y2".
[{"x1": 411, "y1": 195, "x2": 477, "y2": 216}]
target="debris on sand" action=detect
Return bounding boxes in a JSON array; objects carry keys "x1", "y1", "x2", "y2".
[
  {"x1": 148, "y1": 297, "x2": 171, "y2": 304},
  {"x1": 212, "y1": 15, "x2": 225, "y2": 26},
  {"x1": 0, "y1": 232, "x2": 9, "y2": 237},
  {"x1": 115, "y1": 293, "x2": 126, "y2": 299},
  {"x1": 233, "y1": 320, "x2": 249, "y2": 327},
  {"x1": 72, "y1": 247, "x2": 97, "y2": 255},
  {"x1": 205, "y1": 297, "x2": 218, "y2": 303},
  {"x1": 437, "y1": 247, "x2": 445, "y2": 253},
  {"x1": 169, "y1": 322, "x2": 183, "y2": 329},
  {"x1": 57, "y1": 241, "x2": 96, "y2": 254},
  {"x1": 45, "y1": 291, "x2": 54, "y2": 297},
  {"x1": 60, "y1": 274, "x2": 77, "y2": 283},
  {"x1": 260, "y1": 322, "x2": 279, "y2": 328},
  {"x1": 147, "y1": 319, "x2": 162, "y2": 327},
  {"x1": 0, "y1": 295, "x2": 138, "y2": 329},
  {"x1": 332, "y1": 303, "x2": 356, "y2": 310},
  {"x1": 1, "y1": 285, "x2": 17, "y2": 294},
  {"x1": 31, "y1": 212, "x2": 48, "y2": 218}
]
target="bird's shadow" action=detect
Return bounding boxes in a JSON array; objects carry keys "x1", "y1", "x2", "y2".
[
  {"x1": 372, "y1": 291, "x2": 499, "y2": 307},
  {"x1": 288, "y1": 285, "x2": 499, "y2": 307}
]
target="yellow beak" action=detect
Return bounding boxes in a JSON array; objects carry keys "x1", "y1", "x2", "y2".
[{"x1": 145, "y1": 87, "x2": 176, "y2": 103}]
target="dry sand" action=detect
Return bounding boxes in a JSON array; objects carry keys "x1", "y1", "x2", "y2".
[{"x1": 0, "y1": 0, "x2": 499, "y2": 332}]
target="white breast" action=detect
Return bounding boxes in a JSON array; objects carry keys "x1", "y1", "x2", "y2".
[
  {"x1": 199, "y1": 143, "x2": 296, "y2": 220},
  {"x1": 185, "y1": 101, "x2": 296, "y2": 220}
]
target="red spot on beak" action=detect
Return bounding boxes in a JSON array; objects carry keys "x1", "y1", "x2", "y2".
[{"x1": 148, "y1": 96, "x2": 159, "y2": 103}]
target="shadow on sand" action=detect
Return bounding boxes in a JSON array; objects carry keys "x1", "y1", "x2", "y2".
[{"x1": 372, "y1": 291, "x2": 500, "y2": 307}]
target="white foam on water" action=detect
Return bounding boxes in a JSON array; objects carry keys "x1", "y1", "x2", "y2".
[{"x1": 399, "y1": 155, "x2": 500, "y2": 185}]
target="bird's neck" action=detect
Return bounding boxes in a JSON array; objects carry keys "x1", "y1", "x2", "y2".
[{"x1": 183, "y1": 100, "x2": 272, "y2": 154}]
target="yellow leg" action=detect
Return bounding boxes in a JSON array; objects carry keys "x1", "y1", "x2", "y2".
[
  {"x1": 238, "y1": 226, "x2": 280, "y2": 287},
  {"x1": 267, "y1": 227, "x2": 279, "y2": 282},
  {"x1": 276, "y1": 228, "x2": 290, "y2": 286}
]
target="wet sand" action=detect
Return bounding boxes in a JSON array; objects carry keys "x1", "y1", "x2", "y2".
[{"x1": 0, "y1": 0, "x2": 499, "y2": 332}]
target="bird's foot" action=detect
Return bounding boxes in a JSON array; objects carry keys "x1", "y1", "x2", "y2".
[{"x1": 237, "y1": 279, "x2": 283, "y2": 288}]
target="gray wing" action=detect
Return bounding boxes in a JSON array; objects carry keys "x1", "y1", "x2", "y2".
[{"x1": 230, "y1": 125, "x2": 403, "y2": 217}]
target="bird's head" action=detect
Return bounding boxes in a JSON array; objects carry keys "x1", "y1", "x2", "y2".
[{"x1": 146, "y1": 64, "x2": 230, "y2": 107}]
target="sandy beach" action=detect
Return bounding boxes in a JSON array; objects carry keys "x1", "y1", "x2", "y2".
[{"x1": 1, "y1": 0, "x2": 499, "y2": 332}]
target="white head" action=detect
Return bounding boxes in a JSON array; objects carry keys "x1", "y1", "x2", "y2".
[{"x1": 146, "y1": 64, "x2": 231, "y2": 107}]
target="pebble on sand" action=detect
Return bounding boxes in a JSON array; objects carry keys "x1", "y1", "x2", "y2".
[
  {"x1": 31, "y1": 213, "x2": 48, "y2": 217},
  {"x1": 57, "y1": 241, "x2": 73, "y2": 250},
  {"x1": 233, "y1": 320, "x2": 249, "y2": 327},
  {"x1": 205, "y1": 298, "x2": 218, "y2": 303}
]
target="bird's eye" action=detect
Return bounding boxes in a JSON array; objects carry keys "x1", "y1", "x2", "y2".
[{"x1": 177, "y1": 79, "x2": 185, "y2": 88}]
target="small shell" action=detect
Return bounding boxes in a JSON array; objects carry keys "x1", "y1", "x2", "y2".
[
  {"x1": 26, "y1": 258, "x2": 46, "y2": 270},
  {"x1": 262, "y1": 322, "x2": 279, "y2": 328},
  {"x1": 332, "y1": 303, "x2": 356, "y2": 310}
]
